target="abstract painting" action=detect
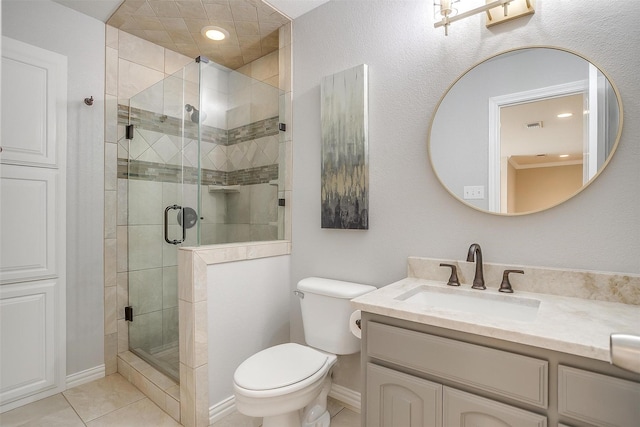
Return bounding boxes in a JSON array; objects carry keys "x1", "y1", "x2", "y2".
[{"x1": 320, "y1": 64, "x2": 369, "y2": 229}]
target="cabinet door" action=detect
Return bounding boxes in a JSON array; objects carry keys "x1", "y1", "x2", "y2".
[
  {"x1": 0, "y1": 280, "x2": 60, "y2": 404},
  {"x1": 443, "y1": 387, "x2": 547, "y2": 427},
  {"x1": 558, "y1": 365, "x2": 640, "y2": 426},
  {"x1": 1, "y1": 37, "x2": 66, "y2": 168},
  {"x1": 367, "y1": 363, "x2": 442, "y2": 427},
  {"x1": 0, "y1": 165, "x2": 59, "y2": 283},
  {"x1": 0, "y1": 37, "x2": 67, "y2": 412}
]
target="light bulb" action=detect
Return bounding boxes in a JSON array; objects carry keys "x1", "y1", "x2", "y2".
[{"x1": 201, "y1": 26, "x2": 229, "y2": 41}]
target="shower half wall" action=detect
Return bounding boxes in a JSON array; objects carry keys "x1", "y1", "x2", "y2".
[{"x1": 119, "y1": 58, "x2": 284, "y2": 381}]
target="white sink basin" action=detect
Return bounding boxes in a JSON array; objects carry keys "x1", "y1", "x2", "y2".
[{"x1": 395, "y1": 285, "x2": 540, "y2": 322}]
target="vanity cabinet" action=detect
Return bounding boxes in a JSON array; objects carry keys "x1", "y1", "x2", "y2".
[{"x1": 362, "y1": 314, "x2": 640, "y2": 427}]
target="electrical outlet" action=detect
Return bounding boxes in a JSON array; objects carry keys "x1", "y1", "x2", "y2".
[{"x1": 463, "y1": 186, "x2": 485, "y2": 200}]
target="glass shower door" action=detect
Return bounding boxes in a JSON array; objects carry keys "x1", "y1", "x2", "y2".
[
  {"x1": 197, "y1": 59, "x2": 284, "y2": 245},
  {"x1": 126, "y1": 61, "x2": 200, "y2": 382}
]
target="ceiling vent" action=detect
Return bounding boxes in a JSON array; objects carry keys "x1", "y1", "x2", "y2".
[{"x1": 525, "y1": 121, "x2": 543, "y2": 129}]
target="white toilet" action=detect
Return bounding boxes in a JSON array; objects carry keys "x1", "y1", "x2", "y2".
[{"x1": 233, "y1": 277, "x2": 376, "y2": 427}]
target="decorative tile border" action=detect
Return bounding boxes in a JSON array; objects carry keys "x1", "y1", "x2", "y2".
[
  {"x1": 226, "y1": 164, "x2": 278, "y2": 186},
  {"x1": 119, "y1": 104, "x2": 228, "y2": 145},
  {"x1": 118, "y1": 159, "x2": 278, "y2": 186},
  {"x1": 227, "y1": 117, "x2": 279, "y2": 146},
  {"x1": 119, "y1": 104, "x2": 279, "y2": 147}
]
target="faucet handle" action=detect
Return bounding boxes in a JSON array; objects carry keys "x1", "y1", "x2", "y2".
[
  {"x1": 499, "y1": 269, "x2": 524, "y2": 293},
  {"x1": 439, "y1": 263, "x2": 460, "y2": 286}
]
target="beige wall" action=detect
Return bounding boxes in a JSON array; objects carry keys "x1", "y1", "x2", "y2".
[
  {"x1": 507, "y1": 161, "x2": 517, "y2": 214},
  {"x1": 513, "y1": 165, "x2": 583, "y2": 214}
]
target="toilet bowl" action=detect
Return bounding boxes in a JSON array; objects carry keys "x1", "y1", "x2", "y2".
[
  {"x1": 232, "y1": 278, "x2": 377, "y2": 427},
  {"x1": 233, "y1": 343, "x2": 337, "y2": 427}
]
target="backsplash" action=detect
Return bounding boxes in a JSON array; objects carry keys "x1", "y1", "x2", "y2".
[{"x1": 408, "y1": 257, "x2": 640, "y2": 305}]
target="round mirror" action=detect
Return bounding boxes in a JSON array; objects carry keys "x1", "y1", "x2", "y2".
[{"x1": 428, "y1": 47, "x2": 622, "y2": 215}]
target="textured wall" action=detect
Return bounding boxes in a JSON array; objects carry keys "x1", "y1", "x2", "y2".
[
  {"x1": 207, "y1": 255, "x2": 291, "y2": 406},
  {"x1": 291, "y1": 1, "x2": 640, "y2": 390}
]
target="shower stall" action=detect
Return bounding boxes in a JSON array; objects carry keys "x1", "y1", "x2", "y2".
[{"x1": 121, "y1": 57, "x2": 285, "y2": 381}]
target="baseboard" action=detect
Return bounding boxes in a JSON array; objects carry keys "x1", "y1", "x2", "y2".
[
  {"x1": 208, "y1": 384, "x2": 361, "y2": 425},
  {"x1": 329, "y1": 383, "x2": 361, "y2": 413},
  {"x1": 209, "y1": 395, "x2": 236, "y2": 425},
  {"x1": 66, "y1": 365, "x2": 105, "y2": 389}
]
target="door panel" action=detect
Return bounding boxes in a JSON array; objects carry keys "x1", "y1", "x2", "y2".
[
  {"x1": 0, "y1": 166, "x2": 58, "y2": 283},
  {"x1": 0, "y1": 36, "x2": 67, "y2": 412},
  {"x1": 0, "y1": 280, "x2": 57, "y2": 403},
  {"x1": 0, "y1": 38, "x2": 65, "y2": 168}
]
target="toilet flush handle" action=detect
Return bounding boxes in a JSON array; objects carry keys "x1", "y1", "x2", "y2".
[{"x1": 294, "y1": 290, "x2": 304, "y2": 299}]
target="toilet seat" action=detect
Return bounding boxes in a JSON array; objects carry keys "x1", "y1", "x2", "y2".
[{"x1": 234, "y1": 343, "x2": 328, "y2": 391}]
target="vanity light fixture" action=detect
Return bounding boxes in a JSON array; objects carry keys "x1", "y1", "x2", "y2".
[
  {"x1": 557, "y1": 112, "x2": 573, "y2": 118},
  {"x1": 201, "y1": 26, "x2": 229, "y2": 41},
  {"x1": 434, "y1": 0, "x2": 535, "y2": 36}
]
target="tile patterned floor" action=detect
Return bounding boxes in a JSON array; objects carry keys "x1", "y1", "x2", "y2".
[{"x1": 0, "y1": 373, "x2": 360, "y2": 427}]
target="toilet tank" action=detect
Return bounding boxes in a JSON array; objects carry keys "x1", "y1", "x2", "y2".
[{"x1": 297, "y1": 277, "x2": 377, "y2": 355}]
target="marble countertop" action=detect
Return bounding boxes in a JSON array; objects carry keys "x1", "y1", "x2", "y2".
[{"x1": 351, "y1": 277, "x2": 640, "y2": 362}]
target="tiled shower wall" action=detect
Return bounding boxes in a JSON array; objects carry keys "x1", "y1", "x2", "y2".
[
  {"x1": 104, "y1": 26, "x2": 195, "y2": 377},
  {"x1": 121, "y1": 64, "x2": 282, "y2": 247},
  {"x1": 103, "y1": 24, "x2": 290, "y2": 381}
]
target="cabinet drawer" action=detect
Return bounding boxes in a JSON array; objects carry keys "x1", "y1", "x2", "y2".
[
  {"x1": 443, "y1": 387, "x2": 547, "y2": 427},
  {"x1": 558, "y1": 365, "x2": 640, "y2": 426},
  {"x1": 367, "y1": 322, "x2": 548, "y2": 408}
]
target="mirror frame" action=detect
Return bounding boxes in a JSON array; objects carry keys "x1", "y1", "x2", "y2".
[{"x1": 427, "y1": 46, "x2": 624, "y2": 216}]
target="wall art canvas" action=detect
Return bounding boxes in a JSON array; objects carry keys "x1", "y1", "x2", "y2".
[{"x1": 320, "y1": 64, "x2": 369, "y2": 229}]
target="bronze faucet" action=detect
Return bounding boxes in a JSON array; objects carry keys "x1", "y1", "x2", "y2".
[{"x1": 466, "y1": 243, "x2": 485, "y2": 289}]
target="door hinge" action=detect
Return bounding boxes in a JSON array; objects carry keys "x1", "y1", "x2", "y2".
[
  {"x1": 125, "y1": 124, "x2": 134, "y2": 140},
  {"x1": 125, "y1": 306, "x2": 133, "y2": 322}
]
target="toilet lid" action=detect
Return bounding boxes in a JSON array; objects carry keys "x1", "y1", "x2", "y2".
[{"x1": 234, "y1": 343, "x2": 328, "y2": 391}]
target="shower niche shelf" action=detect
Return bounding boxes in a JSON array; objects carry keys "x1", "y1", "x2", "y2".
[{"x1": 208, "y1": 185, "x2": 240, "y2": 193}]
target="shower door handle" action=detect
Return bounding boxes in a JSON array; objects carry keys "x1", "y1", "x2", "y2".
[{"x1": 164, "y1": 204, "x2": 186, "y2": 245}]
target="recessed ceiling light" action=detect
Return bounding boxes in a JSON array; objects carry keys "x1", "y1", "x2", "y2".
[
  {"x1": 557, "y1": 112, "x2": 573, "y2": 118},
  {"x1": 202, "y1": 26, "x2": 229, "y2": 41}
]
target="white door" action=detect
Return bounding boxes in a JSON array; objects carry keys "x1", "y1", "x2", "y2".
[{"x1": 0, "y1": 36, "x2": 67, "y2": 412}]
